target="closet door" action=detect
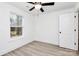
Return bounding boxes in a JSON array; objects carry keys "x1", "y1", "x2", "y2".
[{"x1": 59, "y1": 13, "x2": 77, "y2": 50}]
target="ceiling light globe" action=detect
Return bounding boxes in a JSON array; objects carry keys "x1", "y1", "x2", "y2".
[{"x1": 35, "y1": 4, "x2": 41, "y2": 10}]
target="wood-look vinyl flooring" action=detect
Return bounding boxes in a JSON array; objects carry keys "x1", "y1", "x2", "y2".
[{"x1": 3, "y1": 41, "x2": 79, "y2": 56}]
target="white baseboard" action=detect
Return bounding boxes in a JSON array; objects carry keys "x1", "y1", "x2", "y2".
[{"x1": 0, "y1": 40, "x2": 33, "y2": 56}]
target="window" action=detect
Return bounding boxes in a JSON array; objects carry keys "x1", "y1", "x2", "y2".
[{"x1": 10, "y1": 12, "x2": 22, "y2": 37}]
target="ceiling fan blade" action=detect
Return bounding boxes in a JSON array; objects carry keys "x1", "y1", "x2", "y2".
[
  {"x1": 27, "y1": 2, "x2": 35, "y2": 4},
  {"x1": 42, "y1": 2, "x2": 55, "y2": 6},
  {"x1": 29, "y1": 7, "x2": 35, "y2": 11},
  {"x1": 40, "y1": 8, "x2": 44, "y2": 12}
]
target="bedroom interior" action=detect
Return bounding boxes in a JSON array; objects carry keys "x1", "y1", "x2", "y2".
[{"x1": 0, "y1": 2, "x2": 79, "y2": 56}]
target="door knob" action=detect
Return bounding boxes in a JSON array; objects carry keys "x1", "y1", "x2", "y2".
[{"x1": 59, "y1": 32, "x2": 61, "y2": 34}]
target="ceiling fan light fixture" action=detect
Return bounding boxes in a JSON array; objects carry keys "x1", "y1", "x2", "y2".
[
  {"x1": 35, "y1": 4, "x2": 41, "y2": 10},
  {"x1": 28, "y1": 2, "x2": 55, "y2": 12}
]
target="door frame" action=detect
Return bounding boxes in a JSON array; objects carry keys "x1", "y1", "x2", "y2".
[{"x1": 59, "y1": 12, "x2": 78, "y2": 50}]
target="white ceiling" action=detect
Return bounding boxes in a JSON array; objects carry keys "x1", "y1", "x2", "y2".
[{"x1": 8, "y1": 2, "x2": 77, "y2": 15}]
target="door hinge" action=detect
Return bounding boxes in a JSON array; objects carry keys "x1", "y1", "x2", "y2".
[
  {"x1": 74, "y1": 29, "x2": 76, "y2": 31},
  {"x1": 74, "y1": 43, "x2": 76, "y2": 45},
  {"x1": 74, "y1": 16, "x2": 76, "y2": 18}
]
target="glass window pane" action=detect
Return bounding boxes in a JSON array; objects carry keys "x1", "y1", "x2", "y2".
[{"x1": 10, "y1": 12, "x2": 22, "y2": 37}]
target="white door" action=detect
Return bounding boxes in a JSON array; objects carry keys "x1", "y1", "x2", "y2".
[{"x1": 59, "y1": 13, "x2": 77, "y2": 50}]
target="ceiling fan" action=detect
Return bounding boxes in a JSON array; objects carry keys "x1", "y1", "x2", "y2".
[{"x1": 27, "y1": 2, "x2": 55, "y2": 12}]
